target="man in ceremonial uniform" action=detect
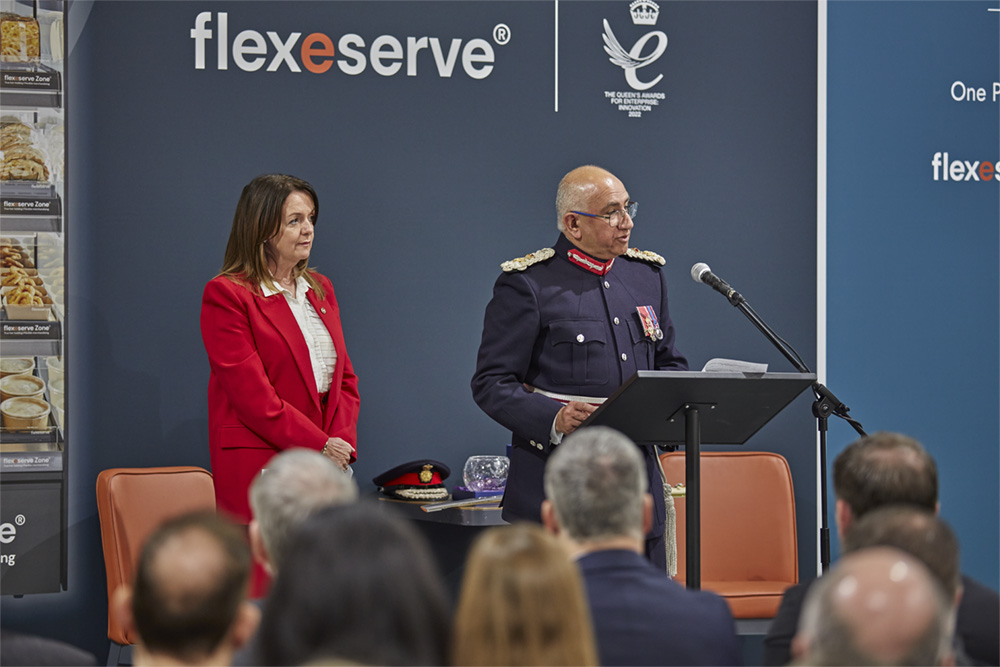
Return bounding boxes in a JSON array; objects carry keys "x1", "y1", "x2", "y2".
[{"x1": 472, "y1": 165, "x2": 687, "y2": 569}]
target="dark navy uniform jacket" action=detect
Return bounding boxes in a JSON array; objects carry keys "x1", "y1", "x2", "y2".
[{"x1": 472, "y1": 234, "x2": 687, "y2": 529}]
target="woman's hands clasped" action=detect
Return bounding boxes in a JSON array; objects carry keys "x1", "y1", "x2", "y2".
[{"x1": 321, "y1": 437, "x2": 354, "y2": 471}]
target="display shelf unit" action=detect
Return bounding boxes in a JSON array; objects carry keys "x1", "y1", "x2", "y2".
[{"x1": 0, "y1": 0, "x2": 68, "y2": 596}]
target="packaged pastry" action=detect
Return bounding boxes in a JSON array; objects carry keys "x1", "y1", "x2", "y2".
[
  {"x1": 0, "y1": 156, "x2": 49, "y2": 181},
  {"x1": 4, "y1": 281, "x2": 47, "y2": 305},
  {"x1": 0, "y1": 13, "x2": 40, "y2": 63},
  {"x1": 1, "y1": 267, "x2": 42, "y2": 287},
  {"x1": 0, "y1": 121, "x2": 32, "y2": 148},
  {"x1": 0, "y1": 122, "x2": 49, "y2": 181},
  {"x1": 2, "y1": 144, "x2": 46, "y2": 164},
  {"x1": 0, "y1": 131, "x2": 31, "y2": 152},
  {"x1": 1, "y1": 249, "x2": 35, "y2": 269}
]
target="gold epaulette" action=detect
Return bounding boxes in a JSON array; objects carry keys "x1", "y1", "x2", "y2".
[
  {"x1": 501, "y1": 248, "x2": 555, "y2": 272},
  {"x1": 625, "y1": 247, "x2": 666, "y2": 266}
]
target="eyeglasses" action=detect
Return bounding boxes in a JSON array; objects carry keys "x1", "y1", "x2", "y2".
[{"x1": 570, "y1": 201, "x2": 638, "y2": 228}]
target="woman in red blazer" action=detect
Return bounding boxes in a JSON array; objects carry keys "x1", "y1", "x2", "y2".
[{"x1": 201, "y1": 174, "x2": 360, "y2": 525}]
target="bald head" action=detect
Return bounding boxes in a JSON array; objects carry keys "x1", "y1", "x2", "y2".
[
  {"x1": 556, "y1": 165, "x2": 633, "y2": 260},
  {"x1": 556, "y1": 165, "x2": 618, "y2": 227},
  {"x1": 796, "y1": 547, "x2": 954, "y2": 665},
  {"x1": 149, "y1": 527, "x2": 231, "y2": 607},
  {"x1": 131, "y1": 512, "x2": 252, "y2": 662}
]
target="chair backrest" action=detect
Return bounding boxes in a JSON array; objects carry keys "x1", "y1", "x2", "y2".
[
  {"x1": 96, "y1": 466, "x2": 216, "y2": 646},
  {"x1": 660, "y1": 451, "x2": 798, "y2": 585}
]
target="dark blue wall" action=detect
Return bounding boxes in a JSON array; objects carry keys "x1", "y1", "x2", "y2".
[{"x1": 5, "y1": 1, "x2": 822, "y2": 660}]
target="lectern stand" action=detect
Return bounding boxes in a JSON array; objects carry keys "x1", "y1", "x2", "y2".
[{"x1": 583, "y1": 370, "x2": 815, "y2": 590}]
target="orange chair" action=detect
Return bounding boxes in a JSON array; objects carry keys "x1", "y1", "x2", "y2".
[
  {"x1": 660, "y1": 451, "x2": 798, "y2": 621},
  {"x1": 96, "y1": 466, "x2": 216, "y2": 665}
]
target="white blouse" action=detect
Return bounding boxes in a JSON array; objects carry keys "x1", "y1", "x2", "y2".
[{"x1": 262, "y1": 276, "x2": 337, "y2": 394}]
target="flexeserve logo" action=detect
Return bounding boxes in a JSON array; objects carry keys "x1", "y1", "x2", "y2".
[
  {"x1": 189, "y1": 12, "x2": 510, "y2": 79},
  {"x1": 601, "y1": 1, "x2": 667, "y2": 118},
  {"x1": 931, "y1": 153, "x2": 999, "y2": 183}
]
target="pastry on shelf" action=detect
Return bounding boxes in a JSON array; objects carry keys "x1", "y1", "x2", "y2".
[{"x1": 0, "y1": 13, "x2": 40, "y2": 63}]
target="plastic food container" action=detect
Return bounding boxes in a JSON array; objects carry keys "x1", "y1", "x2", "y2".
[
  {"x1": 0, "y1": 357, "x2": 34, "y2": 378},
  {"x1": 1, "y1": 396, "x2": 50, "y2": 428},
  {"x1": 0, "y1": 372, "x2": 44, "y2": 401}
]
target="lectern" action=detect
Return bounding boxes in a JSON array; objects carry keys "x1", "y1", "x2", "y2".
[{"x1": 583, "y1": 370, "x2": 815, "y2": 589}]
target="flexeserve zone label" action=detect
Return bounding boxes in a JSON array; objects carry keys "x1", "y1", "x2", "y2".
[{"x1": 189, "y1": 11, "x2": 511, "y2": 79}]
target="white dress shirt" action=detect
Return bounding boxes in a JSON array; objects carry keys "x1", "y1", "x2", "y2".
[{"x1": 262, "y1": 276, "x2": 337, "y2": 394}]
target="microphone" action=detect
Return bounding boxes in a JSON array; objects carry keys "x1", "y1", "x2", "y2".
[{"x1": 691, "y1": 262, "x2": 744, "y2": 306}]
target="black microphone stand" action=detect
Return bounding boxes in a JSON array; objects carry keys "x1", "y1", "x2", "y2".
[{"x1": 718, "y1": 286, "x2": 866, "y2": 572}]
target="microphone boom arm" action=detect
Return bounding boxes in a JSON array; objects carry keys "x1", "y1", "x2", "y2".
[
  {"x1": 729, "y1": 296, "x2": 864, "y2": 434},
  {"x1": 726, "y1": 292, "x2": 866, "y2": 573}
]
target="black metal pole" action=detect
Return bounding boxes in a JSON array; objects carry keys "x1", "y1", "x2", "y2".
[
  {"x1": 685, "y1": 404, "x2": 701, "y2": 590},
  {"x1": 814, "y1": 404, "x2": 831, "y2": 572}
]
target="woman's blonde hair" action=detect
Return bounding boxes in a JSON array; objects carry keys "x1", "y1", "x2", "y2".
[
  {"x1": 452, "y1": 523, "x2": 598, "y2": 666},
  {"x1": 219, "y1": 174, "x2": 325, "y2": 299}
]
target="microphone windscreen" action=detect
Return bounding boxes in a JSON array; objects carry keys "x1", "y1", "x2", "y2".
[{"x1": 691, "y1": 262, "x2": 711, "y2": 284}]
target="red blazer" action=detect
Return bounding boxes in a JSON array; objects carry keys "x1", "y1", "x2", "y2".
[{"x1": 200, "y1": 273, "x2": 360, "y2": 523}]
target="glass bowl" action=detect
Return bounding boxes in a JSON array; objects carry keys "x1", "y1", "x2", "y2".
[{"x1": 463, "y1": 455, "x2": 510, "y2": 492}]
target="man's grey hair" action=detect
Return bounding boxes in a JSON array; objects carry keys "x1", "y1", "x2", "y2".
[
  {"x1": 543, "y1": 426, "x2": 646, "y2": 543},
  {"x1": 798, "y1": 549, "x2": 954, "y2": 666},
  {"x1": 249, "y1": 448, "x2": 358, "y2": 571}
]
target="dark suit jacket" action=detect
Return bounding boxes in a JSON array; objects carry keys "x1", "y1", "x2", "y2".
[
  {"x1": 472, "y1": 235, "x2": 686, "y2": 528},
  {"x1": 0, "y1": 629, "x2": 97, "y2": 666},
  {"x1": 763, "y1": 574, "x2": 1000, "y2": 666},
  {"x1": 201, "y1": 273, "x2": 360, "y2": 522},
  {"x1": 579, "y1": 549, "x2": 742, "y2": 666}
]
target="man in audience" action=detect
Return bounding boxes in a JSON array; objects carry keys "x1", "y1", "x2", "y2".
[
  {"x1": 763, "y1": 431, "x2": 1000, "y2": 666},
  {"x1": 112, "y1": 511, "x2": 259, "y2": 667},
  {"x1": 248, "y1": 447, "x2": 358, "y2": 576},
  {"x1": 844, "y1": 505, "x2": 961, "y2": 605},
  {"x1": 792, "y1": 547, "x2": 954, "y2": 666},
  {"x1": 542, "y1": 426, "x2": 741, "y2": 666},
  {"x1": 235, "y1": 448, "x2": 358, "y2": 665},
  {"x1": 0, "y1": 629, "x2": 97, "y2": 666}
]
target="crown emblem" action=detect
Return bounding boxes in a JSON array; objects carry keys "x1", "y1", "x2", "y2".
[{"x1": 629, "y1": 0, "x2": 659, "y2": 25}]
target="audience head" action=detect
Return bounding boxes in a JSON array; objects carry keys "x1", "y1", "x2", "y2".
[
  {"x1": 115, "y1": 511, "x2": 258, "y2": 666},
  {"x1": 248, "y1": 447, "x2": 358, "y2": 574},
  {"x1": 794, "y1": 547, "x2": 954, "y2": 666},
  {"x1": 844, "y1": 504, "x2": 961, "y2": 602},
  {"x1": 453, "y1": 523, "x2": 598, "y2": 666},
  {"x1": 256, "y1": 502, "x2": 450, "y2": 666},
  {"x1": 833, "y1": 431, "x2": 938, "y2": 535},
  {"x1": 542, "y1": 426, "x2": 650, "y2": 547}
]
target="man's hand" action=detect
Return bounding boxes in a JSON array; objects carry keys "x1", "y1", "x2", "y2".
[
  {"x1": 555, "y1": 401, "x2": 597, "y2": 436},
  {"x1": 321, "y1": 437, "x2": 355, "y2": 471}
]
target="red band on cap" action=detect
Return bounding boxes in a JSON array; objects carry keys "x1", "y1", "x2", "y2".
[{"x1": 384, "y1": 471, "x2": 443, "y2": 487}]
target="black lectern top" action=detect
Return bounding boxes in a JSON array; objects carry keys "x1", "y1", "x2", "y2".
[{"x1": 583, "y1": 370, "x2": 816, "y2": 446}]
